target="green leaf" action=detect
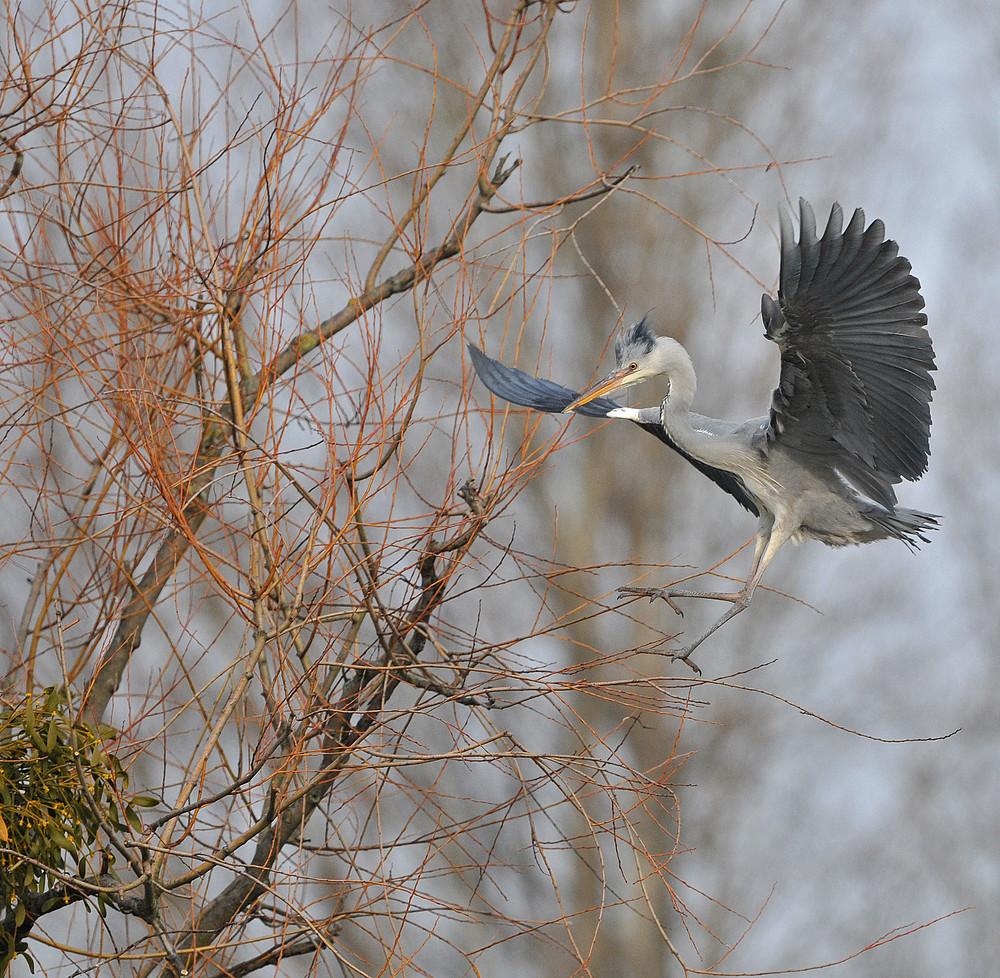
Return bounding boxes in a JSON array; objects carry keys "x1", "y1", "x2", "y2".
[
  {"x1": 47, "y1": 827, "x2": 77, "y2": 855},
  {"x1": 22, "y1": 699, "x2": 34, "y2": 736},
  {"x1": 45, "y1": 718, "x2": 58, "y2": 754},
  {"x1": 39, "y1": 893, "x2": 62, "y2": 915}
]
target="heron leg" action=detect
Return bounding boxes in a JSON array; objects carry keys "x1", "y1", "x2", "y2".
[
  {"x1": 618, "y1": 533, "x2": 769, "y2": 613},
  {"x1": 669, "y1": 589, "x2": 757, "y2": 673},
  {"x1": 619, "y1": 585, "x2": 746, "y2": 613},
  {"x1": 620, "y1": 530, "x2": 785, "y2": 673}
]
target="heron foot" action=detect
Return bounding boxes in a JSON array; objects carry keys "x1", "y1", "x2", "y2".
[
  {"x1": 617, "y1": 586, "x2": 684, "y2": 617},
  {"x1": 670, "y1": 649, "x2": 702, "y2": 676},
  {"x1": 620, "y1": 583, "x2": 760, "y2": 676}
]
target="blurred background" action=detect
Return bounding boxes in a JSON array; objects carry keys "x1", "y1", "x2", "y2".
[
  {"x1": 4, "y1": 1, "x2": 997, "y2": 975},
  {"x1": 456, "y1": 1, "x2": 997, "y2": 974}
]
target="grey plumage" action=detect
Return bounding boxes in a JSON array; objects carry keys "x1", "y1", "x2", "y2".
[
  {"x1": 469, "y1": 200, "x2": 937, "y2": 670},
  {"x1": 466, "y1": 340, "x2": 760, "y2": 514}
]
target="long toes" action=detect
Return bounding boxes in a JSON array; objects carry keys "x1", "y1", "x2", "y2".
[
  {"x1": 671, "y1": 651, "x2": 702, "y2": 676},
  {"x1": 618, "y1": 586, "x2": 685, "y2": 617},
  {"x1": 645, "y1": 591, "x2": 684, "y2": 617}
]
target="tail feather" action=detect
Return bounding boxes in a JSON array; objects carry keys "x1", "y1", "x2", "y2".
[{"x1": 866, "y1": 506, "x2": 939, "y2": 549}]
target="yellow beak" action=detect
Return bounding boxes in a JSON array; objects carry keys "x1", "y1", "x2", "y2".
[{"x1": 562, "y1": 366, "x2": 635, "y2": 413}]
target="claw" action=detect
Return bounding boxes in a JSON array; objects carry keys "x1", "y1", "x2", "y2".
[
  {"x1": 618, "y1": 585, "x2": 685, "y2": 617},
  {"x1": 671, "y1": 651, "x2": 702, "y2": 676}
]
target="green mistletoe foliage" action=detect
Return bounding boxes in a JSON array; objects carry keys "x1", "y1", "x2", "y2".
[{"x1": 0, "y1": 687, "x2": 154, "y2": 970}]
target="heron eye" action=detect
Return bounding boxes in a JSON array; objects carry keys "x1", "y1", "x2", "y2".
[{"x1": 629, "y1": 362, "x2": 638, "y2": 371}]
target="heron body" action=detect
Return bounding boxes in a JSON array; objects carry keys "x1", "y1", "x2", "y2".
[{"x1": 469, "y1": 200, "x2": 937, "y2": 671}]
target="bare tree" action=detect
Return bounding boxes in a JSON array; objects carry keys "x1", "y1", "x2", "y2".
[{"x1": 0, "y1": 2, "x2": 968, "y2": 976}]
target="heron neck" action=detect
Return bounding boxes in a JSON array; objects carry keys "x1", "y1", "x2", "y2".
[
  {"x1": 658, "y1": 363, "x2": 734, "y2": 470},
  {"x1": 660, "y1": 350, "x2": 697, "y2": 434}
]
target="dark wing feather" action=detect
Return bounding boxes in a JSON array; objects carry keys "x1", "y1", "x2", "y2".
[
  {"x1": 468, "y1": 343, "x2": 759, "y2": 515},
  {"x1": 763, "y1": 200, "x2": 935, "y2": 509},
  {"x1": 467, "y1": 342, "x2": 618, "y2": 416}
]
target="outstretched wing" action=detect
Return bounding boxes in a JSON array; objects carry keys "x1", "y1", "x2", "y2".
[
  {"x1": 762, "y1": 200, "x2": 935, "y2": 509},
  {"x1": 467, "y1": 342, "x2": 620, "y2": 417},
  {"x1": 468, "y1": 343, "x2": 759, "y2": 515}
]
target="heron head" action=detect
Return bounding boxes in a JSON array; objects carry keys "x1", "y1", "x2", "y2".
[{"x1": 563, "y1": 315, "x2": 675, "y2": 411}]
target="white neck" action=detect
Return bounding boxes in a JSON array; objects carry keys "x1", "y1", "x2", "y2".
[{"x1": 610, "y1": 337, "x2": 754, "y2": 475}]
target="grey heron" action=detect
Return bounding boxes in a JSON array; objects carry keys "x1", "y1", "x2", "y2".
[{"x1": 469, "y1": 200, "x2": 937, "y2": 672}]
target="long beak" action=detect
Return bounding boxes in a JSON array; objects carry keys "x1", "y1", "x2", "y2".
[{"x1": 562, "y1": 366, "x2": 634, "y2": 413}]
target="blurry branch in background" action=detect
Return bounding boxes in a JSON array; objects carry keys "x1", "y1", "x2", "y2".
[
  {"x1": 77, "y1": 0, "x2": 549, "y2": 726},
  {"x1": 0, "y1": 1, "x2": 946, "y2": 976},
  {"x1": 0, "y1": 1, "x2": 661, "y2": 973}
]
